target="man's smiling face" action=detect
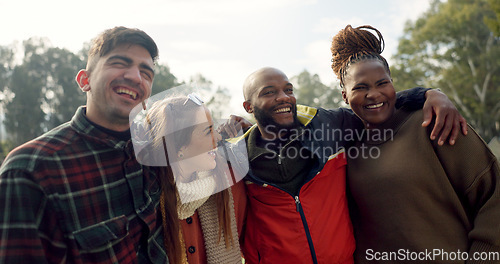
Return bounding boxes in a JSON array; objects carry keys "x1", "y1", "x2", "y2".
[
  {"x1": 84, "y1": 44, "x2": 155, "y2": 131},
  {"x1": 244, "y1": 68, "x2": 300, "y2": 138}
]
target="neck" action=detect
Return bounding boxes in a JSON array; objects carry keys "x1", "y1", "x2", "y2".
[
  {"x1": 175, "y1": 164, "x2": 196, "y2": 183},
  {"x1": 257, "y1": 124, "x2": 290, "y2": 141},
  {"x1": 363, "y1": 121, "x2": 377, "y2": 130},
  {"x1": 363, "y1": 111, "x2": 396, "y2": 130},
  {"x1": 86, "y1": 108, "x2": 130, "y2": 132}
]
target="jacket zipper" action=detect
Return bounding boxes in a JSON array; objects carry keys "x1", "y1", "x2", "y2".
[
  {"x1": 284, "y1": 131, "x2": 318, "y2": 263},
  {"x1": 294, "y1": 195, "x2": 318, "y2": 264},
  {"x1": 249, "y1": 163, "x2": 319, "y2": 264},
  {"x1": 248, "y1": 128, "x2": 319, "y2": 263}
]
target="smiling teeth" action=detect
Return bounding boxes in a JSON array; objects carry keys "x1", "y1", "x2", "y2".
[
  {"x1": 366, "y1": 103, "x2": 383, "y2": 109},
  {"x1": 275, "y1": 107, "x2": 290, "y2": 113},
  {"x1": 116, "y1": 88, "x2": 137, "y2": 100}
]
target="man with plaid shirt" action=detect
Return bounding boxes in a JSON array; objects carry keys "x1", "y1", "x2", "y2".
[{"x1": 0, "y1": 27, "x2": 167, "y2": 263}]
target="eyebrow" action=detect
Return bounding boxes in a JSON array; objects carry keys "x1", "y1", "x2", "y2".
[
  {"x1": 257, "y1": 87, "x2": 274, "y2": 97},
  {"x1": 107, "y1": 55, "x2": 132, "y2": 64},
  {"x1": 353, "y1": 81, "x2": 367, "y2": 87},
  {"x1": 354, "y1": 78, "x2": 389, "y2": 87},
  {"x1": 375, "y1": 78, "x2": 389, "y2": 84},
  {"x1": 262, "y1": 82, "x2": 293, "y2": 90},
  {"x1": 107, "y1": 55, "x2": 155, "y2": 75}
]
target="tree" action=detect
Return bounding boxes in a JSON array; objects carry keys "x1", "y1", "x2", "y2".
[
  {"x1": 0, "y1": 46, "x2": 15, "y2": 148},
  {"x1": 391, "y1": 0, "x2": 500, "y2": 142},
  {"x1": 4, "y1": 56, "x2": 47, "y2": 147},
  {"x1": 0, "y1": 46, "x2": 14, "y2": 93},
  {"x1": 44, "y1": 47, "x2": 87, "y2": 128},
  {"x1": 3, "y1": 38, "x2": 50, "y2": 146},
  {"x1": 187, "y1": 73, "x2": 233, "y2": 119},
  {"x1": 1, "y1": 38, "x2": 89, "y2": 147},
  {"x1": 485, "y1": 0, "x2": 500, "y2": 36},
  {"x1": 188, "y1": 73, "x2": 214, "y2": 93},
  {"x1": 205, "y1": 86, "x2": 232, "y2": 120},
  {"x1": 292, "y1": 70, "x2": 344, "y2": 109},
  {"x1": 151, "y1": 64, "x2": 180, "y2": 96}
]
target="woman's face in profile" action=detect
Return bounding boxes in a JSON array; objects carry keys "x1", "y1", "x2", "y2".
[{"x1": 177, "y1": 106, "x2": 222, "y2": 179}]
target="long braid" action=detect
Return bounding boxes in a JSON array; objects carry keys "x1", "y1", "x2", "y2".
[{"x1": 330, "y1": 25, "x2": 390, "y2": 88}]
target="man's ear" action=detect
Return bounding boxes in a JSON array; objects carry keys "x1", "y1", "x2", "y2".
[
  {"x1": 76, "y1": 70, "x2": 90, "y2": 92},
  {"x1": 342, "y1": 90, "x2": 348, "y2": 104},
  {"x1": 243, "y1": 101, "x2": 253, "y2": 113}
]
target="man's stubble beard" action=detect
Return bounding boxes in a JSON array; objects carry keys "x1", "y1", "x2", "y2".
[{"x1": 253, "y1": 105, "x2": 301, "y2": 136}]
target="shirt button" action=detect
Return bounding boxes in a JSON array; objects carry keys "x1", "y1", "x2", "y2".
[
  {"x1": 186, "y1": 217, "x2": 193, "y2": 224},
  {"x1": 188, "y1": 246, "x2": 196, "y2": 254}
]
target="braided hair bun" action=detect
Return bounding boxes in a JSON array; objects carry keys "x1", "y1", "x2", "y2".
[{"x1": 330, "y1": 25, "x2": 388, "y2": 88}]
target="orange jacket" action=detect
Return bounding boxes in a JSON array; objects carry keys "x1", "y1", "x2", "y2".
[
  {"x1": 243, "y1": 150, "x2": 354, "y2": 264},
  {"x1": 180, "y1": 180, "x2": 247, "y2": 264},
  {"x1": 241, "y1": 105, "x2": 358, "y2": 264}
]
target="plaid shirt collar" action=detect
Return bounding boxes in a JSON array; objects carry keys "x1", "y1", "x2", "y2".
[{"x1": 70, "y1": 106, "x2": 130, "y2": 150}]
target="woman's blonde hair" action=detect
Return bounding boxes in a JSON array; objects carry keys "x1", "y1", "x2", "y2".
[{"x1": 145, "y1": 96, "x2": 235, "y2": 264}]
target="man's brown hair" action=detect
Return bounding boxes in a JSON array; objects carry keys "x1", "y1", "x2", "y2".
[{"x1": 86, "y1": 26, "x2": 159, "y2": 72}]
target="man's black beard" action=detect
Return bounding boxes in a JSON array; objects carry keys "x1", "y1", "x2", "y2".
[{"x1": 253, "y1": 105, "x2": 301, "y2": 136}]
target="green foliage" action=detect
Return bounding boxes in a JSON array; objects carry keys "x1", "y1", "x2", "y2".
[
  {"x1": 188, "y1": 73, "x2": 215, "y2": 92},
  {"x1": 206, "y1": 86, "x2": 232, "y2": 120},
  {"x1": 485, "y1": 0, "x2": 500, "y2": 36},
  {"x1": 44, "y1": 47, "x2": 87, "y2": 128},
  {"x1": 187, "y1": 73, "x2": 233, "y2": 120},
  {"x1": 391, "y1": 0, "x2": 500, "y2": 141},
  {"x1": 4, "y1": 62, "x2": 47, "y2": 146},
  {"x1": 0, "y1": 46, "x2": 14, "y2": 93},
  {"x1": 1, "y1": 38, "x2": 87, "y2": 147},
  {"x1": 151, "y1": 64, "x2": 180, "y2": 95},
  {"x1": 292, "y1": 70, "x2": 344, "y2": 109},
  {"x1": 4, "y1": 38, "x2": 47, "y2": 146}
]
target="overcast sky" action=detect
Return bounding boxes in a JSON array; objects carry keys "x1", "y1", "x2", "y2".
[{"x1": 0, "y1": 0, "x2": 432, "y2": 115}]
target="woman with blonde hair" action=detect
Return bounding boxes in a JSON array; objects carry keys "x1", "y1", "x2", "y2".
[{"x1": 133, "y1": 93, "x2": 247, "y2": 264}]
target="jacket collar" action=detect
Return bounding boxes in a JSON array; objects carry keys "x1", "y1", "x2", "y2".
[{"x1": 238, "y1": 104, "x2": 317, "y2": 141}]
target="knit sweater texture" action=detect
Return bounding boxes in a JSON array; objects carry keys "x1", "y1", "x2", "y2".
[{"x1": 179, "y1": 180, "x2": 247, "y2": 264}]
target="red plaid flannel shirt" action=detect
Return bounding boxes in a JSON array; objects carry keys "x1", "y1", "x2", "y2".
[{"x1": 0, "y1": 107, "x2": 167, "y2": 264}]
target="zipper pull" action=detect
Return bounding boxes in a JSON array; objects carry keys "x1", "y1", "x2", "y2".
[
  {"x1": 295, "y1": 196, "x2": 300, "y2": 212},
  {"x1": 278, "y1": 154, "x2": 283, "y2": 165}
]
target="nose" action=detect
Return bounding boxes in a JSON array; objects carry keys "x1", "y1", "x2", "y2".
[
  {"x1": 276, "y1": 89, "x2": 292, "y2": 103},
  {"x1": 366, "y1": 88, "x2": 382, "y2": 100},
  {"x1": 212, "y1": 129, "x2": 222, "y2": 149},
  {"x1": 123, "y1": 66, "x2": 142, "y2": 85}
]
